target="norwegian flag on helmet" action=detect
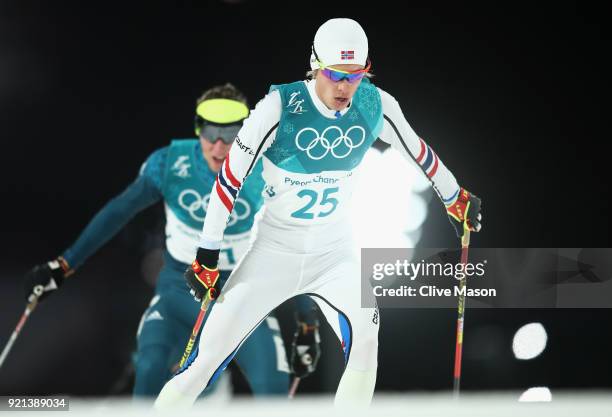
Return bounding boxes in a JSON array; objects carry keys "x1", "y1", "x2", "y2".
[{"x1": 341, "y1": 50, "x2": 355, "y2": 60}]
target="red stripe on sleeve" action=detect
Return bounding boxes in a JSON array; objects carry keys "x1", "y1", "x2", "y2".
[
  {"x1": 416, "y1": 138, "x2": 426, "y2": 163},
  {"x1": 215, "y1": 178, "x2": 234, "y2": 212},
  {"x1": 428, "y1": 153, "x2": 439, "y2": 178},
  {"x1": 223, "y1": 155, "x2": 242, "y2": 188}
]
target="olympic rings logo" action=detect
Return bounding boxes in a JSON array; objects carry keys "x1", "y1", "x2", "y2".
[
  {"x1": 295, "y1": 126, "x2": 366, "y2": 160},
  {"x1": 178, "y1": 189, "x2": 251, "y2": 227}
]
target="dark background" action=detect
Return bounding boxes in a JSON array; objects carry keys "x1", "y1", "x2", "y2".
[{"x1": 1, "y1": 1, "x2": 610, "y2": 396}]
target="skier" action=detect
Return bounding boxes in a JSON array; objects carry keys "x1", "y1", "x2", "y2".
[
  {"x1": 155, "y1": 18, "x2": 482, "y2": 407},
  {"x1": 23, "y1": 83, "x2": 321, "y2": 397}
]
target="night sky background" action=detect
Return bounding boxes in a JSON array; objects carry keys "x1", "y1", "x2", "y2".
[{"x1": 0, "y1": 1, "x2": 610, "y2": 397}]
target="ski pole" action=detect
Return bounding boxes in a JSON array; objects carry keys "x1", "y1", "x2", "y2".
[
  {"x1": 288, "y1": 377, "x2": 301, "y2": 399},
  {"x1": 0, "y1": 285, "x2": 44, "y2": 369},
  {"x1": 179, "y1": 294, "x2": 212, "y2": 368},
  {"x1": 453, "y1": 228, "x2": 471, "y2": 398}
]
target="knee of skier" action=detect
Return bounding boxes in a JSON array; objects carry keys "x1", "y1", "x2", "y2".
[
  {"x1": 357, "y1": 328, "x2": 379, "y2": 358},
  {"x1": 135, "y1": 346, "x2": 168, "y2": 376},
  {"x1": 347, "y1": 314, "x2": 379, "y2": 370},
  {"x1": 183, "y1": 341, "x2": 240, "y2": 389},
  {"x1": 134, "y1": 346, "x2": 172, "y2": 396},
  {"x1": 348, "y1": 338, "x2": 378, "y2": 371}
]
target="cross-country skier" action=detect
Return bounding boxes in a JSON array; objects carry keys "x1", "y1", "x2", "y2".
[
  {"x1": 23, "y1": 83, "x2": 321, "y2": 397},
  {"x1": 155, "y1": 18, "x2": 482, "y2": 407}
]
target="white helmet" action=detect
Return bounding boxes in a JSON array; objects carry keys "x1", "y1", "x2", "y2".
[{"x1": 310, "y1": 18, "x2": 369, "y2": 70}]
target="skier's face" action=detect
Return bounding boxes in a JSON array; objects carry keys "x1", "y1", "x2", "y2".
[
  {"x1": 200, "y1": 136, "x2": 232, "y2": 172},
  {"x1": 315, "y1": 64, "x2": 364, "y2": 111}
]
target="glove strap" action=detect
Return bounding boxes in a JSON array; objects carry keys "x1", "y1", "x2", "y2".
[
  {"x1": 191, "y1": 260, "x2": 220, "y2": 299},
  {"x1": 446, "y1": 188, "x2": 470, "y2": 222}
]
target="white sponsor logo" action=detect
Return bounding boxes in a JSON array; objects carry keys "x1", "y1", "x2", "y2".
[
  {"x1": 287, "y1": 91, "x2": 306, "y2": 114},
  {"x1": 295, "y1": 126, "x2": 366, "y2": 160},
  {"x1": 144, "y1": 310, "x2": 164, "y2": 322},
  {"x1": 178, "y1": 189, "x2": 250, "y2": 226},
  {"x1": 172, "y1": 155, "x2": 191, "y2": 178}
]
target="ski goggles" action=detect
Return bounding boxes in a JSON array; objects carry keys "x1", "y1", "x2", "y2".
[
  {"x1": 316, "y1": 60, "x2": 372, "y2": 84},
  {"x1": 194, "y1": 98, "x2": 249, "y2": 144},
  {"x1": 195, "y1": 121, "x2": 242, "y2": 145}
]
